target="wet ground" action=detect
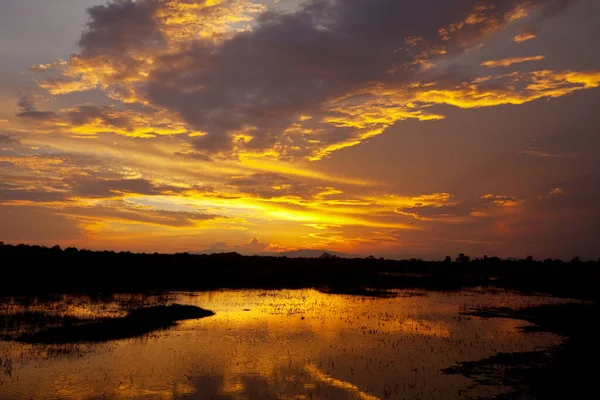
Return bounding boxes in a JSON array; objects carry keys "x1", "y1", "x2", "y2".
[{"x1": 0, "y1": 289, "x2": 578, "y2": 399}]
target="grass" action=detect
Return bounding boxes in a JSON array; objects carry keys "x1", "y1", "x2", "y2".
[{"x1": 6, "y1": 304, "x2": 214, "y2": 344}]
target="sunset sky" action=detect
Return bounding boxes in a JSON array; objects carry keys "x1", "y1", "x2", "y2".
[{"x1": 1, "y1": 0, "x2": 599, "y2": 260}]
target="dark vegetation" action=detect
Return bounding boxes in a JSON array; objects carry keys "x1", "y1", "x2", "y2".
[
  {"x1": 444, "y1": 302, "x2": 599, "y2": 399},
  {"x1": 1, "y1": 304, "x2": 214, "y2": 344},
  {"x1": 1, "y1": 243, "x2": 598, "y2": 301}
]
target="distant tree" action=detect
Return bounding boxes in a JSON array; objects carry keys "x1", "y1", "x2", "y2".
[
  {"x1": 443, "y1": 256, "x2": 452, "y2": 263},
  {"x1": 526, "y1": 255, "x2": 534, "y2": 262},
  {"x1": 571, "y1": 256, "x2": 581, "y2": 263},
  {"x1": 483, "y1": 255, "x2": 489, "y2": 261},
  {"x1": 456, "y1": 253, "x2": 470, "y2": 263},
  {"x1": 64, "y1": 247, "x2": 78, "y2": 255}
]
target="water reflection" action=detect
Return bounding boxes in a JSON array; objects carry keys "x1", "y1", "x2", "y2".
[{"x1": 0, "y1": 289, "x2": 569, "y2": 399}]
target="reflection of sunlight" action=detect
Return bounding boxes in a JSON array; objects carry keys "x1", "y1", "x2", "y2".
[
  {"x1": 305, "y1": 364, "x2": 380, "y2": 400},
  {"x1": 0, "y1": 289, "x2": 569, "y2": 400},
  {"x1": 399, "y1": 318, "x2": 451, "y2": 338},
  {"x1": 54, "y1": 381, "x2": 197, "y2": 400}
]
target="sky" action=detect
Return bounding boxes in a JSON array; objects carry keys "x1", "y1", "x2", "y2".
[{"x1": 1, "y1": 0, "x2": 599, "y2": 260}]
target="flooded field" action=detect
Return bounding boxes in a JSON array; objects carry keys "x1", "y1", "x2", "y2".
[{"x1": 0, "y1": 289, "x2": 571, "y2": 399}]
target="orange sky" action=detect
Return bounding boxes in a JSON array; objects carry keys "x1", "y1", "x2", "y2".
[{"x1": 1, "y1": 0, "x2": 599, "y2": 259}]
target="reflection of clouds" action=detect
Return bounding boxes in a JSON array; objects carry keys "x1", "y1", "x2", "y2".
[{"x1": 305, "y1": 363, "x2": 380, "y2": 400}]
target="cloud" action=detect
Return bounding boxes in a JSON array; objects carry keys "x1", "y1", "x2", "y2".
[
  {"x1": 40, "y1": 0, "x2": 265, "y2": 102},
  {"x1": 15, "y1": 111, "x2": 57, "y2": 120},
  {"x1": 0, "y1": 188, "x2": 67, "y2": 203},
  {"x1": 66, "y1": 176, "x2": 184, "y2": 198},
  {"x1": 397, "y1": 194, "x2": 522, "y2": 220},
  {"x1": 481, "y1": 55, "x2": 545, "y2": 68},
  {"x1": 227, "y1": 172, "x2": 338, "y2": 200},
  {"x1": 15, "y1": 94, "x2": 57, "y2": 120},
  {"x1": 60, "y1": 203, "x2": 221, "y2": 228},
  {"x1": 32, "y1": 0, "x2": 597, "y2": 160},
  {"x1": 201, "y1": 237, "x2": 289, "y2": 254},
  {"x1": 174, "y1": 150, "x2": 214, "y2": 162},
  {"x1": 27, "y1": 59, "x2": 68, "y2": 72},
  {"x1": 513, "y1": 0, "x2": 583, "y2": 44},
  {"x1": 62, "y1": 105, "x2": 190, "y2": 137},
  {"x1": 17, "y1": 95, "x2": 37, "y2": 113},
  {"x1": 0, "y1": 134, "x2": 20, "y2": 144},
  {"x1": 13, "y1": 104, "x2": 191, "y2": 138},
  {"x1": 519, "y1": 146, "x2": 577, "y2": 158},
  {"x1": 513, "y1": 32, "x2": 537, "y2": 43},
  {"x1": 144, "y1": 0, "x2": 534, "y2": 157}
]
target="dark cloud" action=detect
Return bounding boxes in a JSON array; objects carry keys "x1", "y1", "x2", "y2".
[
  {"x1": 0, "y1": 188, "x2": 67, "y2": 203},
  {"x1": 16, "y1": 111, "x2": 58, "y2": 120},
  {"x1": 174, "y1": 150, "x2": 214, "y2": 162},
  {"x1": 62, "y1": 204, "x2": 220, "y2": 228},
  {"x1": 36, "y1": 0, "x2": 592, "y2": 159},
  {"x1": 65, "y1": 105, "x2": 130, "y2": 128},
  {"x1": 15, "y1": 94, "x2": 57, "y2": 120},
  {"x1": 398, "y1": 194, "x2": 521, "y2": 219},
  {"x1": 17, "y1": 95, "x2": 36, "y2": 113},
  {"x1": 143, "y1": 0, "x2": 579, "y2": 155},
  {"x1": 66, "y1": 176, "x2": 184, "y2": 198},
  {"x1": 80, "y1": 0, "x2": 165, "y2": 58},
  {"x1": 0, "y1": 134, "x2": 20, "y2": 144}
]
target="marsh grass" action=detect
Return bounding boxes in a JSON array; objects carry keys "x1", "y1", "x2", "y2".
[{"x1": 11, "y1": 304, "x2": 214, "y2": 344}]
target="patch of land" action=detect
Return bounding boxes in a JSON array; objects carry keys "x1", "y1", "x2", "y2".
[
  {"x1": 2, "y1": 304, "x2": 214, "y2": 344},
  {"x1": 443, "y1": 302, "x2": 599, "y2": 399}
]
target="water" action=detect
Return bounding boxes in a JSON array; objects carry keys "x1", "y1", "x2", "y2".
[{"x1": 0, "y1": 289, "x2": 569, "y2": 399}]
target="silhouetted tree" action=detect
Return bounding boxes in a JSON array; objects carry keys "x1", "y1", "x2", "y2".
[
  {"x1": 526, "y1": 255, "x2": 534, "y2": 262},
  {"x1": 64, "y1": 247, "x2": 79, "y2": 255},
  {"x1": 456, "y1": 253, "x2": 470, "y2": 263},
  {"x1": 444, "y1": 256, "x2": 452, "y2": 263},
  {"x1": 571, "y1": 256, "x2": 581, "y2": 263}
]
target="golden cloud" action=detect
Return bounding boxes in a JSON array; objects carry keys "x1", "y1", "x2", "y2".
[
  {"x1": 481, "y1": 55, "x2": 545, "y2": 68},
  {"x1": 514, "y1": 32, "x2": 537, "y2": 43}
]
